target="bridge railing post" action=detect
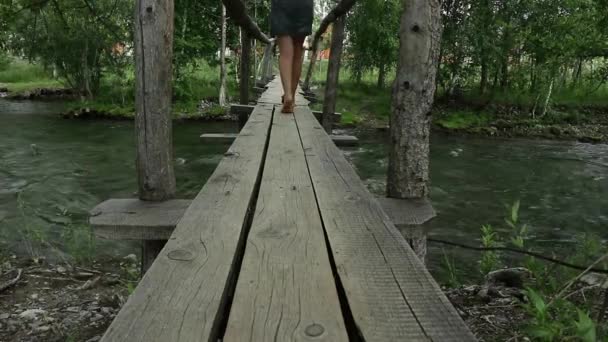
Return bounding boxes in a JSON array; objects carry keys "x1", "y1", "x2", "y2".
[{"x1": 133, "y1": 0, "x2": 176, "y2": 273}]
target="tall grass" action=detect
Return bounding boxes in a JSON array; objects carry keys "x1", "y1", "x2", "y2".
[{"x1": 0, "y1": 58, "x2": 62, "y2": 92}]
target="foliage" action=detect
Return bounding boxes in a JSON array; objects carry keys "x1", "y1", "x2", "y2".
[
  {"x1": 345, "y1": 0, "x2": 400, "y2": 86},
  {"x1": 2, "y1": 0, "x2": 132, "y2": 97},
  {"x1": 524, "y1": 289, "x2": 598, "y2": 341},
  {"x1": 441, "y1": 200, "x2": 607, "y2": 340},
  {"x1": 440, "y1": 0, "x2": 608, "y2": 102},
  {"x1": 435, "y1": 111, "x2": 491, "y2": 129},
  {"x1": 479, "y1": 224, "x2": 500, "y2": 275}
]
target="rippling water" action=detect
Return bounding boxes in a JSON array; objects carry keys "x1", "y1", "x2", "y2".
[{"x1": 1, "y1": 99, "x2": 607, "y2": 276}]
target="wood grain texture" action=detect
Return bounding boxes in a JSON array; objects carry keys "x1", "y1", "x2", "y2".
[
  {"x1": 224, "y1": 109, "x2": 348, "y2": 342},
  {"x1": 322, "y1": 15, "x2": 345, "y2": 133},
  {"x1": 257, "y1": 78, "x2": 309, "y2": 106},
  {"x1": 329, "y1": 135, "x2": 359, "y2": 147},
  {"x1": 293, "y1": 107, "x2": 476, "y2": 341},
  {"x1": 89, "y1": 199, "x2": 190, "y2": 240},
  {"x1": 200, "y1": 133, "x2": 239, "y2": 144},
  {"x1": 376, "y1": 197, "x2": 436, "y2": 226},
  {"x1": 200, "y1": 133, "x2": 356, "y2": 147},
  {"x1": 134, "y1": 0, "x2": 176, "y2": 201},
  {"x1": 100, "y1": 103, "x2": 274, "y2": 342}
]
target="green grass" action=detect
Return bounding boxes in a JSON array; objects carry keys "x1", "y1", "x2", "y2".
[
  {"x1": 435, "y1": 110, "x2": 492, "y2": 129},
  {"x1": 309, "y1": 62, "x2": 392, "y2": 126},
  {"x1": 0, "y1": 58, "x2": 62, "y2": 92}
]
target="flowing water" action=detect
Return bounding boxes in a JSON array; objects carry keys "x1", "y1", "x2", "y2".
[{"x1": 1, "y1": 99, "x2": 607, "y2": 276}]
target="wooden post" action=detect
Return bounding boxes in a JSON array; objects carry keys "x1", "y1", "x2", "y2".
[
  {"x1": 322, "y1": 17, "x2": 345, "y2": 133},
  {"x1": 239, "y1": 8, "x2": 251, "y2": 129},
  {"x1": 134, "y1": 0, "x2": 176, "y2": 272},
  {"x1": 387, "y1": 0, "x2": 442, "y2": 261}
]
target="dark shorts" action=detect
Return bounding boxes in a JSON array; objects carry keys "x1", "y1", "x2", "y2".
[{"x1": 270, "y1": 0, "x2": 314, "y2": 37}]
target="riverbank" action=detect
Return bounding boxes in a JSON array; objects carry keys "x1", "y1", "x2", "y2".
[
  {"x1": 2, "y1": 253, "x2": 605, "y2": 341},
  {"x1": 3, "y1": 81, "x2": 608, "y2": 143}
]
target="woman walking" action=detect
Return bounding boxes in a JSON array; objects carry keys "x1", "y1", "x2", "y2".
[{"x1": 270, "y1": 0, "x2": 314, "y2": 113}]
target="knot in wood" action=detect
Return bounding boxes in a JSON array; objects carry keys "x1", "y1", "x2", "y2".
[
  {"x1": 412, "y1": 24, "x2": 421, "y2": 32},
  {"x1": 304, "y1": 323, "x2": 324, "y2": 337},
  {"x1": 146, "y1": 6, "x2": 153, "y2": 13},
  {"x1": 167, "y1": 249, "x2": 194, "y2": 261}
]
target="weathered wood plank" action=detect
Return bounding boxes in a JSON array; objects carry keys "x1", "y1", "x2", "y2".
[
  {"x1": 224, "y1": 109, "x2": 348, "y2": 342},
  {"x1": 89, "y1": 199, "x2": 190, "y2": 240},
  {"x1": 100, "y1": 103, "x2": 275, "y2": 342},
  {"x1": 312, "y1": 110, "x2": 341, "y2": 124},
  {"x1": 293, "y1": 107, "x2": 475, "y2": 341},
  {"x1": 201, "y1": 132, "x2": 357, "y2": 146},
  {"x1": 230, "y1": 103, "x2": 255, "y2": 117},
  {"x1": 376, "y1": 197, "x2": 436, "y2": 226},
  {"x1": 330, "y1": 134, "x2": 359, "y2": 147},
  {"x1": 200, "y1": 133, "x2": 239, "y2": 144},
  {"x1": 134, "y1": 0, "x2": 176, "y2": 201},
  {"x1": 257, "y1": 78, "x2": 309, "y2": 106}
]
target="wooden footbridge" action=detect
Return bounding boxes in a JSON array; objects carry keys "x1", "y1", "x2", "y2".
[{"x1": 91, "y1": 78, "x2": 475, "y2": 341}]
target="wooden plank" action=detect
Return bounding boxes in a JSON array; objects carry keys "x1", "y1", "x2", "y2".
[
  {"x1": 201, "y1": 132, "x2": 356, "y2": 146},
  {"x1": 224, "y1": 109, "x2": 348, "y2": 342},
  {"x1": 230, "y1": 104, "x2": 255, "y2": 117},
  {"x1": 376, "y1": 197, "x2": 436, "y2": 226},
  {"x1": 330, "y1": 134, "x2": 359, "y2": 147},
  {"x1": 293, "y1": 107, "x2": 475, "y2": 341},
  {"x1": 200, "y1": 133, "x2": 238, "y2": 144},
  {"x1": 312, "y1": 110, "x2": 341, "y2": 124},
  {"x1": 100, "y1": 103, "x2": 275, "y2": 342},
  {"x1": 257, "y1": 78, "x2": 309, "y2": 106},
  {"x1": 89, "y1": 199, "x2": 190, "y2": 240}
]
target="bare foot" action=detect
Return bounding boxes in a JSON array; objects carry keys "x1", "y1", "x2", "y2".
[{"x1": 281, "y1": 97, "x2": 294, "y2": 114}]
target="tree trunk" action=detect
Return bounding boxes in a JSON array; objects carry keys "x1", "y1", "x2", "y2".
[
  {"x1": 480, "y1": 60, "x2": 488, "y2": 94},
  {"x1": 134, "y1": 0, "x2": 176, "y2": 201},
  {"x1": 239, "y1": 20, "x2": 251, "y2": 128},
  {"x1": 302, "y1": 0, "x2": 358, "y2": 91},
  {"x1": 377, "y1": 63, "x2": 386, "y2": 88},
  {"x1": 500, "y1": 58, "x2": 508, "y2": 89},
  {"x1": 219, "y1": 5, "x2": 227, "y2": 107},
  {"x1": 303, "y1": 49, "x2": 318, "y2": 91},
  {"x1": 387, "y1": 0, "x2": 442, "y2": 199},
  {"x1": 322, "y1": 16, "x2": 346, "y2": 133}
]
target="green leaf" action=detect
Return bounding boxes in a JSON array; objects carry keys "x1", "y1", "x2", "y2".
[
  {"x1": 511, "y1": 200, "x2": 520, "y2": 223},
  {"x1": 574, "y1": 309, "x2": 596, "y2": 342},
  {"x1": 526, "y1": 288, "x2": 547, "y2": 316}
]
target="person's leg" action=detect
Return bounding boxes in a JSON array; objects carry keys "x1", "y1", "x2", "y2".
[
  {"x1": 278, "y1": 35, "x2": 295, "y2": 106},
  {"x1": 291, "y1": 36, "x2": 306, "y2": 100}
]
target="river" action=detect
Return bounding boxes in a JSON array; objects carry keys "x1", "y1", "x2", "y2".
[{"x1": 1, "y1": 99, "x2": 606, "y2": 278}]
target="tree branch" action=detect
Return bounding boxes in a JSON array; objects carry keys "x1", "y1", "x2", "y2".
[
  {"x1": 221, "y1": 0, "x2": 270, "y2": 44},
  {"x1": 303, "y1": 0, "x2": 357, "y2": 90}
]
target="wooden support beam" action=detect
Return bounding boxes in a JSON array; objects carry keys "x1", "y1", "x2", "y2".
[
  {"x1": 200, "y1": 133, "x2": 239, "y2": 144},
  {"x1": 89, "y1": 199, "x2": 190, "y2": 240},
  {"x1": 377, "y1": 197, "x2": 436, "y2": 262},
  {"x1": 200, "y1": 132, "x2": 358, "y2": 146},
  {"x1": 312, "y1": 110, "x2": 341, "y2": 124},
  {"x1": 329, "y1": 134, "x2": 359, "y2": 146},
  {"x1": 90, "y1": 198, "x2": 190, "y2": 274},
  {"x1": 230, "y1": 103, "x2": 255, "y2": 117},
  {"x1": 322, "y1": 15, "x2": 346, "y2": 133},
  {"x1": 132, "y1": 0, "x2": 176, "y2": 273}
]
